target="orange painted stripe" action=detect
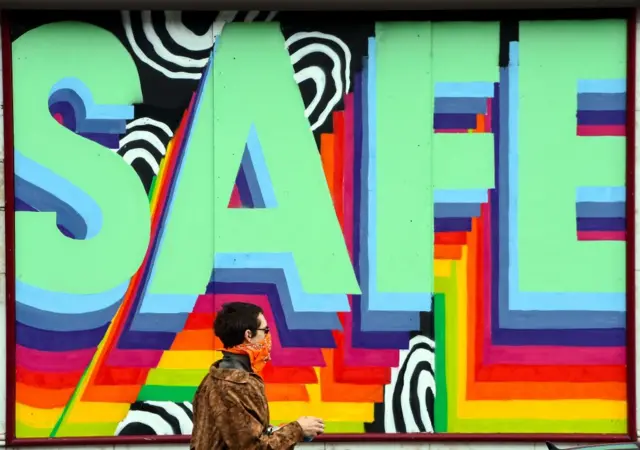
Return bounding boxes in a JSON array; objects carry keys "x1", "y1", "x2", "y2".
[
  {"x1": 265, "y1": 383, "x2": 309, "y2": 401},
  {"x1": 320, "y1": 349, "x2": 383, "y2": 403},
  {"x1": 320, "y1": 134, "x2": 335, "y2": 198},
  {"x1": 16, "y1": 382, "x2": 74, "y2": 408},
  {"x1": 333, "y1": 112, "x2": 345, "y2": 228},
  {"x1": 466, "y1": 381, "x2": 626, "y2": 401},
  {"x1": 172, "y1": 329, "x2": 216, "y2": 350},
  {"x1": 435, "y1": 244, "x2": 463, "y2": 260},
  {"x1": 82, "y1": 384, "x2": 141, "y2": 403},
  {"x1": 476, "y1": 114, "x2": 485, "y2": 132}
]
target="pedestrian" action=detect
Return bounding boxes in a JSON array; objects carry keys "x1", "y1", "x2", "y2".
[{"x1": 190, "y1": 301, "x2": 325, "y2": 449}]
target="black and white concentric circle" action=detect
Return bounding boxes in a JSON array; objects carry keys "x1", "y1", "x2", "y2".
[
  {"x1": 285, "y1": 31, "x2": 352, "y2": 131},
  {"x1": 115, "y1": 401, "x2": 193, "y2": 435},
  {"x1": 384, "y1": 335, "x2": 436, "y2": 433},
  {"x1": 122, "y1": 10, "x2": 278, "y2": 80},
  {"x1": 117, "y1": 109, "x2": 176, "y2": 192}
]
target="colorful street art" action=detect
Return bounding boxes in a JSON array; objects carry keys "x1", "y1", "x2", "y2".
[{"x1": 8, "y1": 11, "x2": 629, "y2": 440}]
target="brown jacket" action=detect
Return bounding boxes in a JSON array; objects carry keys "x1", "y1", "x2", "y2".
[{"x1": 190, "y1": 353, "x2": 304, "y2": 450}]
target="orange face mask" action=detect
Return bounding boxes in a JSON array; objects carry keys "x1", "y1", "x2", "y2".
[{"x1": 225, "y1": 333, "x2": 272, "y2": 374}]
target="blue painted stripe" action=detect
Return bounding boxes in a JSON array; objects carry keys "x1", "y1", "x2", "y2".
[
  {"x1": 577, "y1": 79, "x2": 626, "y2": 94},
  {"x1": 576, "y1": 201, "x2": 625, "y2": 218},
  {"x1": 434, "y1": 97, "x2": 487, "y2": 114},
  {"x1": 577, "y1": 93, "x2": 626, "y2": 111},
  {"x1": 576, "y1": 186, "x2": 626, "y2": 203},
  {"x1": 435, "y1": 82, "x2": 494, "y2": 98},
  {"x1": 434, "y1": 189, "x2": 488, "y2": 204},
  {"x1": 15, "y1": 151, "x2": 103, "y2": 239}
]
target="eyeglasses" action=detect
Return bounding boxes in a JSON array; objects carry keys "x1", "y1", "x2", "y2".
[{"x1": 257, "y1": 327, "x2": 270, "y2": 335}]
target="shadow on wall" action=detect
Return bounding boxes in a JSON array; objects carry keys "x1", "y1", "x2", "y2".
[{"x1": 546, "y1": 443, "x2": 640, "y2": 450}]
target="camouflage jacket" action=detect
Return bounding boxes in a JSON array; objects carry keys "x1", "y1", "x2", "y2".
[{"x1": 190, "y1": 353, "x2": 304, "y2": 450}]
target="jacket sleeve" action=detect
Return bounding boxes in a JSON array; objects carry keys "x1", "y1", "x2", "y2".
[{"x1": 212, "y1": 385, "x2": 304, "y2": 450}]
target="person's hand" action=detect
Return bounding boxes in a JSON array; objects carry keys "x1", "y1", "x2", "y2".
[{"x1": 296, "y1": 416, "x2": 324, "y2": 437}]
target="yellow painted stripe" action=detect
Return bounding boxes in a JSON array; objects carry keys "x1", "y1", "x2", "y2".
[
  {"x1": 16, "y1": 403, "x2": 62, "y2": 429},
  {"x1": 434, "y1": 259, "x2": 451, "y2": 277},
  {"x1": 158, "y1": 350, "x2": 221, "y2": 369},
  {"x1": 64, "y1": 401, "x2": 131, "y2": 424}
]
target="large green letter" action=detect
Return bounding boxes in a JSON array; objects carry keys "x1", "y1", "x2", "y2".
[
  {"x1": 149, "y1": 23, "x2": 359, "y2": 309},
  {"x1": 13, "y1": 22, "x2": 150, "y2": 293},
  {"x1": 518, "y1": 20, "x2": 625, "y2": 299}
]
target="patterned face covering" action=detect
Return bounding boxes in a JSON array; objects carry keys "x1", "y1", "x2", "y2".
[{"x1": 224, "y1": 333, "x2": 272, "y2": 374}]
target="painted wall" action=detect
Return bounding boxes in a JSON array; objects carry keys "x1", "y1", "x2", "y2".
[{"x1": 4, "y1": 9, "x2": 630, "y2": 446}]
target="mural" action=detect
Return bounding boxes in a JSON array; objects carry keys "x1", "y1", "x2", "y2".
[{"x1": 8, "y1": 10, "x2": 629, "y2": 440}]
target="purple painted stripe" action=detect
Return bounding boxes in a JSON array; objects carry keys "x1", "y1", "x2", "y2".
[
  {"x1": 435, "y1": 217, "x2": 472, "y2": 232},
  {"x1": 16, "y1": 321, "x2": 108, "y2": 351},
  {"x1": 576, "y1": 217, "x2": 626, "y2": 231},
  {"x1": 490, "y1": 78, "x2": 503, "y2": 344},
  {"x1": 491, "y1": 327, "x2": 626, "y2": 346},
  {"x1": 351, "y1": 299, "x2": 412, "y2": 349},
  {"x1": 577, "y1": 110, "x2": 626, "y2": 126},
  {"x1": 234, "y1": 164, "x2": 254, "y2": 208},
  {"x1": 434, "y1": 113, "x2": 477, "y2": 130},
  {"x1": 211, "y1": 281, "x2": 336, "y2": 348},
  {"x1": 117, "y1": 330, "x2": 176, "y2": 350},
  {"x1": 80, "y1": 132, "x2": 120, "y2": 149}
]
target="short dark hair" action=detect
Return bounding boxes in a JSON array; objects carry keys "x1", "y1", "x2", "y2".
[{"x1": 214, "y1": 302, "x2": 264, "y2": 348}]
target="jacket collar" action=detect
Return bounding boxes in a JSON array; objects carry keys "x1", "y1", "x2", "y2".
[{"x1": 217, "y1": 352, "x2": 253, "y2": 372}]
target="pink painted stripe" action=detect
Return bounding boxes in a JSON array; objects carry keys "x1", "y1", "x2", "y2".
[
  {"x1": 107, "y1": 349, "x2": 164, "y2": 367},
  {"x1": 16, "y1": 345, "x2": 95, "y2": 372},
  {"x1": 577, "y1": 125, "x2": 625, "y2": 136},
  {"x1": 481, "y1": 202, "x2": 493, "y2": 355},
  {"x1": 578, "y1": 230, "x2": 626, "y2": 241},
  {"x1": 193, "y1": 294, "x2": 215, "y2": 313},
  {"x1": 228, "y1": 184, "x2": 243, "y2": 208},
  {"x1": 486, "y1": 345, "x2": 625, "y2": 365},
  {"x1": 211, "y1": 294, "x2": 325, "y2": 367},
  {"x1": 435, "y1": 129, "x2": 469, "y2": 133}
]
